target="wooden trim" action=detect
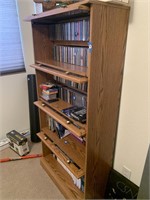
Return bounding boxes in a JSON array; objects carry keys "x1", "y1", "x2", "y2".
[
  {"x1": 52, "y1": 40, "x2": 89, "y2": 47},
  {"x1": 39, "y1": 98, "x2": 86, "y2": 130},
  {"x1": 38, "y1": 130, "x2": 85, "y2": 178},
  {"x1": 34, "y1": 100, "x2": 86, "y2": 137},
  {"x1": 42, "y1": 127, "x2": 86, "y2": 168},
  {"x1": 31, "y1": 64, "x2": 88, "y2": 84},
  {"x1": 52, "y1": 80, "x2": 88, "y2": 95},
  {"x1": 24, "y1": 0, "x2": 90, "y2": 22},
  {"x1": 40, "y1": 156, "x2": 84, "y2": 199},
  {"x1": 85, "y1": 4, "x2": 130, "y2": 199},
  {"x1": 36, "y1": 60, "x2": 88, "y2": 77}
]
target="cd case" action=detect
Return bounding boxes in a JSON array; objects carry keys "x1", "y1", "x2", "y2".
[{"x1": 61, "y1": 106, "x2": 86, "y2": 123}]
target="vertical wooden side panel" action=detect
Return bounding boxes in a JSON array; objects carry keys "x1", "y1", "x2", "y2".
[
  {"x1": 32, "y1": 23, "x2": 53, "y2": 62},
  {"x1": 35, "y1": 70, "x2": 54, "y2": 129},
  {"x1": 42, "y1": 142, "x2": 52, "y2": 157},
  {"x1": 85, "y1": 4, "x2": 130, "y2": 199}
]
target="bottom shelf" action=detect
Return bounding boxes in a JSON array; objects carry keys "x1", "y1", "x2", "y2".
[{"x1": 40, "y1": 155, "x2": 84, "y2": 200}]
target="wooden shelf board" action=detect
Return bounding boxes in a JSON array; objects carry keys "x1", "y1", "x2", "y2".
[
  {"x1": 24, "y1": 0, "x2": 90, "y2": 22},
  {"x1": 36, "y1": 60, "x2": 88, "y2": 77},
  {"x1": 31, "y1": 64, "x2": 88, "y2": 84},
  {"x1": 39, "y1": 97, "x2": 86, "y2": 130},
  {"x1": 42, "y1": 127, "x2": 85, "y2": 169},
  {"x1": 40, "y1": 155, "x2": 84, "y2": 200},
  {"x1": 53, "y1": 80, "x2": 87, "y2": 95},
  {"x1": 34, "y1": 100, "x2": 86, "y2": 137},
  {"x1": 38, "y1": 131, "x2": 85, "y2": 178},
  {"x1": 52, "y1": 40, "x2": 89, "y2": 47}
]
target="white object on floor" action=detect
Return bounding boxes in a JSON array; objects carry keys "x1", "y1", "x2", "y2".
[{"x1": 0, "y1": 138, "x2": 9, "y2": 151}]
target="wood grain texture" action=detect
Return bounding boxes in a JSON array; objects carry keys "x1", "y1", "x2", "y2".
[
  {"x1": 40, "y1": 98, "x2": 86, "y2": 130},
  {"x1": 38, "y1": 130, "x2": 85, "y2": 178},
  {"x1": 31, "y1": 64, "x2": 88, "y2": 84},
  {"x1": 25, "y1": 0, "x2": 90, "y2": 22},
  {"x1": 36, "y1": 60, "x2": 88, "y2": 77},
  {"x1": 28, "y1": 1, "x2": 130, "y2": 199},
  {"x1": 32, "y1": 24, "x2": 52, "y2": 62},
  {"x1": 41, "y1": 140, "x2": 52, "y2": 157},
  {"x1": 34, "y1": 101, "x2": 86, "y2": 137},
  {"x1": 40, "y1": 155, "x2": 84, "y2": 199},
  {"x1": 42, "y1": 127, "x2": 85, "y2": 169},
  {"x1": 38, "y1": 132, "x2": 84, "y2": 179},
  {"x1": 85, "y1": 3, "x2": 130, "y2": 199},
  {"x1": 52, "y1": 40, "x2": 89, "y2": 47}
]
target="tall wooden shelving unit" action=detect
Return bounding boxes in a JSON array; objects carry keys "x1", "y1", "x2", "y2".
[{"x1": 25, "y1": 1, "x2": 130, "y2": 199}]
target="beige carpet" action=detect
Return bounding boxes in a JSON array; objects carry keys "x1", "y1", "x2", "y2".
[{"x1": 0, "y1": 138, "x2": 65, "y2": 200}]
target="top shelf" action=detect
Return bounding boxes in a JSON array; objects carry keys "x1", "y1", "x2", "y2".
[
  {"x1": 24, "y1": 0, "x2": 130, "y2": 23},
  {"x1": 25, "y1": 0, "x2": 90, "y2": 23}
]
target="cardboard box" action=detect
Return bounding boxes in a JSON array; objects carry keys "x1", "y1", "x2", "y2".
[{"x1": 6, "y1": 130, "x2": 29, "y2": 156}]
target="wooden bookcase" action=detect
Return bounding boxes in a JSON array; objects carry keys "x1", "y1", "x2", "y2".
[{"x1": 25, "y1": 0, "x2": 130, "y2": 199}]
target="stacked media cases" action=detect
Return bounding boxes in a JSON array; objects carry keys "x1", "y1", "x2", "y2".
[
  {"x1": 53, "y1": 46, "x2": 88, "y2": 67},
  {"x1": 40, "y1": 82, "x2": 58, "y2": 101},
  {"x1": 50, "y1": 18, "x2": 90, "y2": 41},
  {"x1": 40, "y1": 81, "x2": 87, "y2": 107},
  {"x1": 61, "y1": 106, "x2": 87, "y2": 124}
]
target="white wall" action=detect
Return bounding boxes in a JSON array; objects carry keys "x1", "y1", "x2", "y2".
[
  {"x1": 17, "y1": 0, "x2": 35, "y2": 74},
  {"x1": 0, "y1": 74, "x2": 29, "y2": 140},
  {"x1": 114, "y1": 0, "x2": 150, "y2": 186},
  {"x1": 0, "y1": 0, "x2": 149, "y2": 187},
  {"x1": 0, "y1": 0, "x2": 35, "y2": 140}
]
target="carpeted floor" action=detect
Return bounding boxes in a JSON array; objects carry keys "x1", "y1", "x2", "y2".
[{"x1": 0, "y1": 138, "x2": 65, "y2": 200}]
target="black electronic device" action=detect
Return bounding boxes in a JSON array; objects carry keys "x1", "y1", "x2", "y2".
[{"x1": 27, "y1": 74, "x2": 40, "y2": 143}]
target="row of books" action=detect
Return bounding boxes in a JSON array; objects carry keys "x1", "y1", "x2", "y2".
[
  {"x1": 47, "y1": 115, "x2": 85, "y2": 190},
  {"x1": 40, "y1": 81, "x2": 87, "y2": 107},
  {"x1": 44, "y1": 135, "x2": 84, "y2": 190},
  {"x1": 58, "y1": 86, "x2": 87, "y2": 108},
  {"x1": 53, "y1": 76, "x2": 88, "y2": 92},
  {"x1": 53, "y1": 46, "x2": 88, "y2": 67},
  {"x1": 47, "y1": 116, "x2": 84, "y2": 142},
  {"x1": 57, "y1": 157, "x2": 84, "y2": 191},
  {"x1": 47, "y1": 116, "x2": 70, "y2": 139},
  {"x1": 50, "y1": 18, "x2": 90, "y2": 41}
]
